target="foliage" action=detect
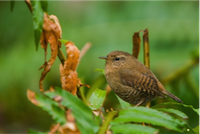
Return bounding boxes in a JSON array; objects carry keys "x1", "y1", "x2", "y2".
[
  {"x1": 31, "y1": 1, "x2": 47, "y2": 50},
  {"x1": 89, "y1": 88, "x2": 106, "y2": 110},
  {"x1": 1, "y1": 0, "x2": 198, "y2": 133},
  {"x1": 27, "y1": 87, "x2": 198, "y2": 134}
]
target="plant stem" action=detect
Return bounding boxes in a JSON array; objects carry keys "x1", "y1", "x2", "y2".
[
  {"x1": 57, "y1": 47, "x2": 66, "y2": 65},
  {"x1": 143, "y1": 28, "x2": 151, "y2": 107},
  {"x1": 98, "y1": 111, "x2": 118, "y2": 134},
  {"x1": 143, "y1": 28, "x2": 150, "y2": 68},
  {"x1": 79, "y1": 42, "x2": 91, "y2": 60}
]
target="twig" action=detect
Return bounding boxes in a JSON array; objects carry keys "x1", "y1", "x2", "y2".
[
  {"x1": 57, "y1": 48, "x2": 66, "y2": 65},
  {"x1": 143, "y1": 28, "x2": 150, "y2": 68},
  {"x1": 98, "y1": 111, "x2": 118, "y2": 134},
  {"x1": 142, "y1": 28, "x2": 151, "y2": 107},
  {"x1": 79, "y1": 42, "x2": 92, "y2": 60}
]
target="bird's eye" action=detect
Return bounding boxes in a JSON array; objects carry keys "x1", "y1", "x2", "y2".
[{"x1": 115, "y1": 57, "x2": 120, "y2": 61}]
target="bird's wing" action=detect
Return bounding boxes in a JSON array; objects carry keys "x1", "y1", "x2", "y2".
[{"x1": 119, "y1": 68, "x2": 163, "y2": 97}]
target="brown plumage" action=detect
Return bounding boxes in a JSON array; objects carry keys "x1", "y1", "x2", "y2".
[{"x1": 99, "y1": 51, "x2": 183, "y2": 106}]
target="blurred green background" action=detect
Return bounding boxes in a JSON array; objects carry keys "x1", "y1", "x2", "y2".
[{"x1": 0, "y1": 1, "x2": 199, "y2": 133}]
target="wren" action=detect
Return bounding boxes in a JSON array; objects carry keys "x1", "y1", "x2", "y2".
[{"x1": 99, "y1": 51, "x2": 183, "y2": 106}]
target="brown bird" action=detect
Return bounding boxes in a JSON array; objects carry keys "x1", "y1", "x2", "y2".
[{"x1": 99, "y1": 51, "x2": 183, "y2": 106}]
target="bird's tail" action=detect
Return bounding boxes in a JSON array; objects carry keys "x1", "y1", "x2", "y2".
[{"x1": 163, "y1": 90, "x2": 183, "y2": 103}]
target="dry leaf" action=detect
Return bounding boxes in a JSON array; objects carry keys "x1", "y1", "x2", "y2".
[
  {"x1": 64, "y1": 41, "x2": 80, "y2": 71},
  {"x1": 58, "y1": 110, "x2": 80, "y2": 134},
  {"x1": 27, "y1": 89, "x2": 39, "y2": 105},
  {"x1": 60, "y1": 66, "x2": 78, "y2": 95},
  {"x1": 49, "y1": 124, "x2": 60, "y2": 134},
  {"x1": 59, "y1": 41, "x2": 80, "y2": 95},
  {"x1": 39, "y1": 13, "x2": 61, "y2": 92},
  {"x1": 25, "y1": 0, "x2": 32, "y2": 13},
  {"x1": 49, "y1": 15, "x2": 62, "y2": 40},
  {"x1": 132, "y1": 32, "x2": 141, "y2": 59}
]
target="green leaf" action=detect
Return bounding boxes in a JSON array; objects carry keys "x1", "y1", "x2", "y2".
[
  {"x1": 40, "y1": 1, "x2": 48, "y2": 12},
  {"x1": 34, "y1": 92, "x2": 66, "y2": 125},
  {"x1": 31, "y1": 1, "x2": 44, "y2": 51},
  {"x1": 89, "y1": 88, "x2": 106, "y2": 110},
  {"x1": 191, "y1": 47, "x2": 199, "y2": 61},
  {"x1": 116, "y1": 95, "x2": 131, "y2": 109},
  {"x1": 58, "y1": 39, "x2": 69, "y2": 44},
  {"x1": 152, "y1": 102, "x2": 199, "y2": 115},
  {"x1": 85, "y1": 75, "x2": 107, "y2": 103},
  {"x1": 193, "y1": 125, "x2": 199, "y2": 134},
  {"x1": 111, "y1": 107, "x2": 187, "y2": 132},
  {"x1": 111, "y1": 124, "x2": 159, "y2": 134},
  {"x1": 155, "y1": 108, "x2": 188, "y2": 119},
  {"x1": 10, "y1": 1, "x2": 15, "y2": 12},
  {"x1": 45, "y1": 87, "x2": 99, "y2": 134},
  {"x1": 95, "y1": 68, "x2": 105, "y2": 75},
  {"x1": 27, "y1": 129, "x2": 47, "y2": 134}
]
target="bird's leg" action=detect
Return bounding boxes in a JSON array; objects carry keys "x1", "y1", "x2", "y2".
[
  {"x1": 146, "y1": 102, "x2": 151, "y2": 108},
  {"x1": 134, "y1": 98, "x2": 145, "y2": 107}
]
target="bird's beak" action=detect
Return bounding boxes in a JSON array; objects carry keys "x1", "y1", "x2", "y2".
[{"x1": 99, "y1": 56, "x2": 107, "y2": 60}]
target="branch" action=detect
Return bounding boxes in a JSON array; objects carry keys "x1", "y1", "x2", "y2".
[
  {"x1": 142, "y1": 29, "x2": 150, "y2": 107},
  {"x1": 57, "y1": 48, "x2": 66, "y2": 65},
  {"x1": 98, "y1": 111, "x2": 118, "y2": 134},
  {"x1": 79, "y1": 42, "x2": 91, "y2": 61}
]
